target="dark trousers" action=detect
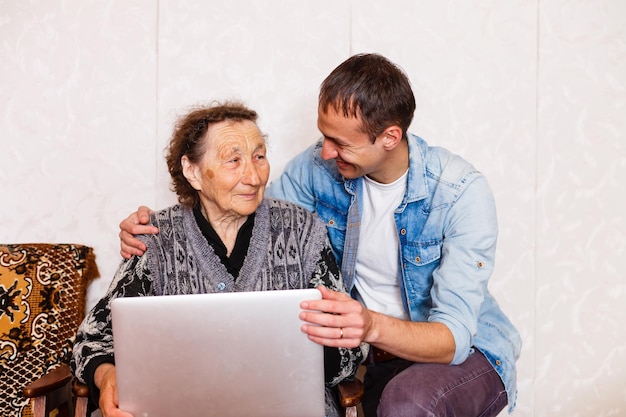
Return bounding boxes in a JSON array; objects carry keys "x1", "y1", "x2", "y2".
[{"x1": 362, "y1": 349, "x2": 507, "y2": 417}]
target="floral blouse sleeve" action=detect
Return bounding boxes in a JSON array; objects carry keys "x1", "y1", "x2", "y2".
[
  {"x1": 309, "y1": 242, "x2": 369, "y2": 387},
  {"x1": 70, "y1": 253, "x2": 154, "y2": 404}
]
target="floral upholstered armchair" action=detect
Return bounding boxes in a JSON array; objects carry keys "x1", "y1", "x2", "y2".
[{"x1": 0, "y1": 243, "x2": 98, "y2": 417}]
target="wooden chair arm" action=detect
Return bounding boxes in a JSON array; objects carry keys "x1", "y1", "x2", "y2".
[
  {"x1": 338, "y1": 378, "x2": 364, "y2": 408},
  {"x1": 72, "y1": 379, "x2": 90, "y2": 397},
  {"x1": 22, "y1": 363, "x2": 73, "y2": 398},
  {"x1": 26, "y1": 366, "x2": 361, "y2": 412}
]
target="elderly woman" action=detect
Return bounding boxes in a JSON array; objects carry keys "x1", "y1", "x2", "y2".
[{"x1": 71, "y1": 102, "x2": 366, "y2": 417}]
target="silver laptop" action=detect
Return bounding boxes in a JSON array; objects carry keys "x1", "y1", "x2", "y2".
[{"x1": 111, "y1": 288, "x2": 324, "y2": 417}]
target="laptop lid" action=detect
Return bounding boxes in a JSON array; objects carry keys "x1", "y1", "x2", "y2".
[{"x1": 111, "y1": 288, "x2": 324, "y2": 417}]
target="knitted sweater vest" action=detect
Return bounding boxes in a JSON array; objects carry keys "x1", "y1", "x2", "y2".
[{"x1": 145, "y1": 199, "x2": 329, "y2": 295}]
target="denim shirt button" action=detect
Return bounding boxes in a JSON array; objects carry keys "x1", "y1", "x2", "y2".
[
  {"x1": 329, "y1": 219, "x2": 335, "y2": 226},
  {"x1": 400, "y1": 228, "x2": 406, "y2": 235},
  {"x1": 415, "y1": 256, "x2": 421, "y2": 263},
  {"x1": 477, "y1": 261, "x2": 484, "y2": 268},
  {"x1": 496, "y1": 360, "x2": 502, "y2": 366},
  {"x1": 217, "y1": 282, "x2": 226, "y2": 291}
]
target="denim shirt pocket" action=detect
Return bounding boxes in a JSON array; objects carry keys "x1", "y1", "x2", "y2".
[
  {"x1": 401, "y1": 241, "x2": 442, "y2": 320},
  {"x1": 315, "y1": 201, "x2": 347, "y2": 260}
]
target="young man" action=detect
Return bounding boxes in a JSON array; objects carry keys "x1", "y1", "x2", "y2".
[{"x1": 119, "y1": 53, "x2": 521, "y2": 417}]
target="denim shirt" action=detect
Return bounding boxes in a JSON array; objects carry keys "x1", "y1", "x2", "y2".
[{"x1": 266, "y1": 134, "x2": 522, "y2": 412}]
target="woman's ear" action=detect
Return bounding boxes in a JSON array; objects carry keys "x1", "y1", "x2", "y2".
[
  {"x1": 181, "y1": 155, "x2": 202, "y2": 191},
  {"x1": 381, "y1": 126, "x2": 403, "y2": 150}
]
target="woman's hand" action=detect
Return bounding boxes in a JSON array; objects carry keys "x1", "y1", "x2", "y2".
[{"x1": 94, "y1": 364, "x2": 134, "y2": 417}]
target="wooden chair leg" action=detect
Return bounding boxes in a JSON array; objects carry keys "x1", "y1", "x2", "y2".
[
  {"x1": 31, "y1": 396, "x2": 46, "y2": 417},
  {"x1": 57, "y1": 402, "x2": 72, "y2": 417},
  {"x1": 75, "y1": 396, "x2": 88, "y2": 417},
  {"x1": 72, "y1": 379, "x2": 90, "y2": 417},
  {"x1": 345, "y1": 405, "x2": 358, "y2": 417},
  {"x1": 29, "y1": 383, "x2": 74, "y2": 417}
]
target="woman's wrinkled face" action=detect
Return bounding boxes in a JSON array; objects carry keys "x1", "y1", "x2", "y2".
[{"x1": 183, "y1": 120, "x2": 270, "y2": 220}]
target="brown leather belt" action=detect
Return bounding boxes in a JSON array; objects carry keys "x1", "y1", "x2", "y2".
[{"x1": 370, "y1": 347, "x2": 399, "y2": 364}]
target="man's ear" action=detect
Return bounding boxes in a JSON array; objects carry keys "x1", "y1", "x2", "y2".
[
  {"x1": 381, "y1": 126, "x2": 403, "y2": 150},
  {"x1": 181, "y1": 155, "x2": 202, "y2": 191}
]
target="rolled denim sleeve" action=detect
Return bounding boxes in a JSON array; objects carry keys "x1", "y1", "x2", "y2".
[{"x1": 427, "y1": 174, "x2": 498, "y2": 365}]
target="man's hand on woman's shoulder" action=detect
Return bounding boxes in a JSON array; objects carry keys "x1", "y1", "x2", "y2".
[{"x1": 119, "y1": 205, "x2": 157, "y2": 258}]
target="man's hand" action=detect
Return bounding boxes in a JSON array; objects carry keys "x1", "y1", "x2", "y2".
[
  {"x1": 299, "y1": 286, "x2": 372, "y2": 349},
  {"x1": 119, "y1": 206, "x2": 157, "y2": 258},
  {"x1": 301, "y1": 286, "x2": 456, "y2": 363},
  {"x1": 94, "y1": 363, "x2": 133, "y2": 417}
]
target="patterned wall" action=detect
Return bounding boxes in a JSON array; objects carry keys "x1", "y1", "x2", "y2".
[{"x1": 1, "y1": 1, "x2": 624, "y2": 415}]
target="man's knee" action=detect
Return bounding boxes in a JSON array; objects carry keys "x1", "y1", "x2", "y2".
[
  {"x1": 375, "y1": 358, "x2": 507, "y2": 417},
  {"x1": 377, "y1": 374, "x2": 441, "y2": 417}
]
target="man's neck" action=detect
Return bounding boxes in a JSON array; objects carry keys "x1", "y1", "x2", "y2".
[{"x1": 365, "y1": 140, "x2": 409, "y2": 184}]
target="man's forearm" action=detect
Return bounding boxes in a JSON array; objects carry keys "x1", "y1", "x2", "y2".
[{"x1": 366, "y1": 311, "x2": 456, "y2": 364}]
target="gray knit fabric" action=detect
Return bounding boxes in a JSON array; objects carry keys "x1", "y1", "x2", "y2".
[
  {"x1": 71, "y1": 198, "x2": 366, "y2": 417},
  {"x1": 147, "y1": 199, "x2": 328, "y2": 295}
]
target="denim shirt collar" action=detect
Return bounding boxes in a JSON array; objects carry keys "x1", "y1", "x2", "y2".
[{"x1": 404, "y1": 133, "x2": 430, "y2": 206}]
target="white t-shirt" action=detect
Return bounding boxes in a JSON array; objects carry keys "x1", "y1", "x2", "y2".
[{"x1": 353, "y1": 170, "x2": 409, "y2": 320}]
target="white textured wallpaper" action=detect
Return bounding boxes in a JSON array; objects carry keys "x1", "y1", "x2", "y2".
[
  {"x1": 535, "y1": 1, "x2": 626, "y2": 415},
  {"x1": 1, "y1": 1, "x2": 624, "y2": 416}
]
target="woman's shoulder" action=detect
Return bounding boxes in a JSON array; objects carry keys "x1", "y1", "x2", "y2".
[
  {"x1": 262, "y1": 197, "x2": 315, "y2": 218},
  {"x1": 149, "y1": 204, "x2": 192, "y2": 224},
  {"x1": 261, "y1": 198, "x2": 327, "y2": 237},
  {"x1": 138, "y1": 204, "x2": 192, "y2": 247}
]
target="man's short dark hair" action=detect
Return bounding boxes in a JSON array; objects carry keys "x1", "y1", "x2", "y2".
[{"x1": 319, "y1": 53, "x2": 416, "y2": 141}]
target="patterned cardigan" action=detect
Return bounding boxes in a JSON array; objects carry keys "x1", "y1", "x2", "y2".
[{"x1": 71, "y1": 199, "x2": 366, "y2": 416}]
